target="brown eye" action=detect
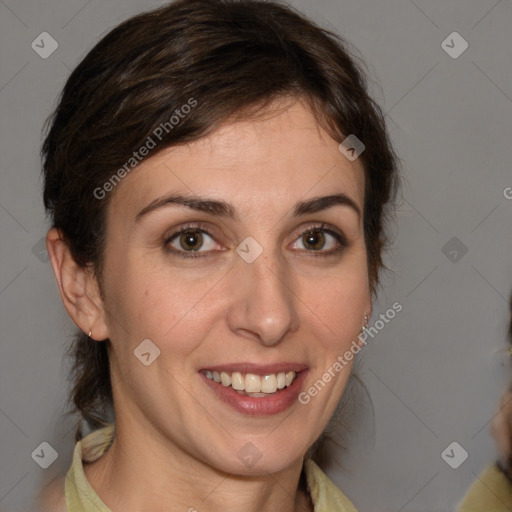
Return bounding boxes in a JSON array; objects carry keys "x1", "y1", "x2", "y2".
[
  {"x1": 302, "y1": 230, "x2": 326, "y2": 250},
  {"x1": 165, "y1": 226, "x2": 219, "y2": 256},
  {"x1": 289, "y1": 226, "x2": 346, "y2": 254},
  {"x1": 179, "y1": 230, "x2": 203, "y2": 251}
]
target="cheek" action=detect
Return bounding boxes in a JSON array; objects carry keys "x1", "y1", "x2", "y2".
[
  {"x1": 104, "y1": 256, "x2": 227, "y2": 357},
  {"x1": 298, "y1": 266, "x2": 369, "y2": 343}
]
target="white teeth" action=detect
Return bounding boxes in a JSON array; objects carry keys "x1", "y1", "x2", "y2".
[
  {"x1": 261, "y1": 374, "x2": 277, "y2": 393},
  {"x1": 231, "y1": 372, "x2": 244, "y2": 391},
  {"x1": 205, "y1": 370, "x2": 297, "y2": 394},
  {"x1": 220, "y1": 371, "x2": 231, "y2": 387},
  {"x1": 244, "y1": 373, "x2": 261, "y2": 393}
]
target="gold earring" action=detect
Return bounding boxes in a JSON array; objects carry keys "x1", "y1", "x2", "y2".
[{"x1": 360, "y1": 314, "x2": 369, "y2": 333}]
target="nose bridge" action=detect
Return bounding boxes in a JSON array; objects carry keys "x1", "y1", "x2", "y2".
[{"x1": 227, "y1": 247, "x2": 300, "y2": 346}]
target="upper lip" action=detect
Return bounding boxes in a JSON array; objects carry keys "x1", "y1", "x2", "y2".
[{"x1": 200, "y1": 362, "x2": 308, "y2": 376}]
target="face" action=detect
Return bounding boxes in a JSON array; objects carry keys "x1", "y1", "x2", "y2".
[{"x1": 96, "y1": 98, "x2": 371, "y2": 475}]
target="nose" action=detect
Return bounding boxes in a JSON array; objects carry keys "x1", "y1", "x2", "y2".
[{"x1": 226, "y1": 251, "x2": 300, "y2": 347}]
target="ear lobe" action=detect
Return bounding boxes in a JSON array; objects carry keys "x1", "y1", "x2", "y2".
[{"x1": 46, "y1": 227, "x2": 109, "y2": 341}]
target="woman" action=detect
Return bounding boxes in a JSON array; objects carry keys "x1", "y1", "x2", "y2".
[
  {"x1": 458, "y1": 295, "x2": 512, "y2": 511},
  {"x1": 39, "y1": 0, "x2": 399, "y2": 510}
]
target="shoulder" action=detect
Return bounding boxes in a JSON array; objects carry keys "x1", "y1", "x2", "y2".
[
  {"x1": 458, "y1": 463, "x2": 512, "y2": 511},
  {"x1": 35, "y1": 475, "x2": 67, "y2": 512},
  {"x1": 34, "y1": 424, "x2": 115, "y2": 512},
  {"x1": 304, "y1": 458, "x2": 358, "y2": 512}
]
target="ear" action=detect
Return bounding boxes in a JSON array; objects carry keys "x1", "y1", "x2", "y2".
[{"x1": 46, "y1": 227, "x2": 109, "y2": 341}]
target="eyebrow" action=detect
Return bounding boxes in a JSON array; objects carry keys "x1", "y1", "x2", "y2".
[{"x1": 134, "y1": 192, "x2": 361, "y2": 223}]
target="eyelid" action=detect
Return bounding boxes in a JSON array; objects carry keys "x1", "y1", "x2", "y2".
[
  {"x1": 289, "y1": 222, "x2": 348, "y2": 254},
  {"x1": 163, "y1": 222, "x2": 224, "y2": 258},
  {"x1": 164, "y1": 222, "x2": 216, "y2": 242},
  {"x1": 163, "y1": 221, "x2": 348, "y2": 258},
  {"x1": 291, "y1": 222, "x2": 348, "y2": 245}
]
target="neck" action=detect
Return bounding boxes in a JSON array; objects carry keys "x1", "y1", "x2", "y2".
[{"x1": 83, "y1": 421, "x2": 313, "y2": 512}]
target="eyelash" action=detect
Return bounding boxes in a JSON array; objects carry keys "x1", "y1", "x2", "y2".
[{"x1": 163, "y1": 222, "x2": 348, "y2": 259}]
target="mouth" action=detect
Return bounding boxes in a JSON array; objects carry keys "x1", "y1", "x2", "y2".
[
  {"x1": 201, "y1": 369, "x2": 298, "y2": 397},
  {"x1": 199, "y1": 363, "x2": 309, "y2": 416}
]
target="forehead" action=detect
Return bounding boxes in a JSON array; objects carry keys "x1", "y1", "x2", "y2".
[{"x1": 107, "y1": 100, "x2": 365, "y2": 222}]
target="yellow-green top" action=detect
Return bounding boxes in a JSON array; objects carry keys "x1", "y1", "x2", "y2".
[
  {"x1": 65, "y1": 424, "x2": 358, "y2": 512},
  {"x1": 458, "y1": 463, "x2": 512, "y2": 511}
]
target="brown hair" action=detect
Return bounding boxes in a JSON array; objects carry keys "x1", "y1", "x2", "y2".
[{"x1": 41, "y1": 0, "x2": 400, "y2": 445}]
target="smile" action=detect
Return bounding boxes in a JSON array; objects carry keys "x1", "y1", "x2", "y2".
[
  {"x1": 199, "y1": 363, "x2": 309, "y2": 415},
  {"x1": 202, "y1": 370, "x2": 297, "y2": 396}
]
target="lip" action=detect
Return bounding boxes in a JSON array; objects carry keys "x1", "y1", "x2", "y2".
[
  {"x1": 199, "y1": 362, "x2": 309, "y2": 376},
  {"x1": 200, "y1": 365, "x2": 309, "y2": 416}
]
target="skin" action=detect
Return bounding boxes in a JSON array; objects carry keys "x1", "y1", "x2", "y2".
[
  {"x1": 492, "y1": 389, "x2": 512, "y2": 464},
  {"x1": 46, "y1": 98, "x2": 372, "y2": 512}
]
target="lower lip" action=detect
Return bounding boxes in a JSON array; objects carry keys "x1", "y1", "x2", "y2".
[{"x1": 200, "y1": 371, "x2": 309, "y2": 416}]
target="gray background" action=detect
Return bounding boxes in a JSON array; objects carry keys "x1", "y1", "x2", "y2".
[{"x1": 1, "y1": 0, "x2": 511, "y2": 511}]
